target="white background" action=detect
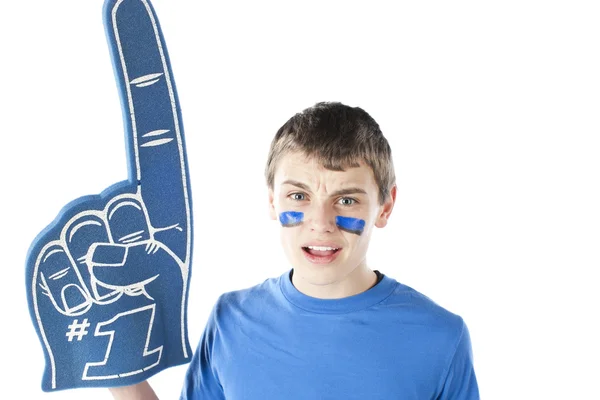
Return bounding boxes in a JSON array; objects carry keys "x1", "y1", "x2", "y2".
[{"x1": 1, "y1": 0, "x2": 598, "y2": 399}]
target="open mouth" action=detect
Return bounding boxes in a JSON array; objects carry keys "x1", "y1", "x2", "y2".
[
  {"x1": 302, "y1": 246, "x2": 340, "y2": 256},
  {"x1": 301, "y1": 245, "x2": 342, "y2": 264}
]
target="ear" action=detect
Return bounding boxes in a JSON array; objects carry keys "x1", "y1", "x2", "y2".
[
  {"x1": 374, "y1": 185, "x2": 397, "y2": 228},
  {"x1": 268, "y1": 188, "x2": 277, "y2": 220}
]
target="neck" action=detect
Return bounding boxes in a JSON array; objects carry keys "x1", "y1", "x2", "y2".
[{"x1": 291, "y1": 263, "x2": 378, "y2": 299}]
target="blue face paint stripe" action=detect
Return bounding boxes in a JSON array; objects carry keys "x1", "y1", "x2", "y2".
[
  {"x1": 279, "y1": 211, "x2": 304, "y2": 227},
  {"x1": 336, "y1": 216, "x2": 365, "y2": 235}
]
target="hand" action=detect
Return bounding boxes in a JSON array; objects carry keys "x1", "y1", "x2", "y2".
[
  {"x1": 25, "y1": 0, "x2": 193, "y2": 391},
  {"x1": 109, "y1": 381, "x2": 159, "y2": 400}
]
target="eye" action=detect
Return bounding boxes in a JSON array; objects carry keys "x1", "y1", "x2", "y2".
[
  {"x1": 338, "y1": 197, "x2": 357, "y2": 206},
  {"x1": 289, "y1": 193, "x2": 306, "y2": 201}
]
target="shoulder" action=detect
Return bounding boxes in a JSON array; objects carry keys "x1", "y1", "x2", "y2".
[
  {"x1": 382, "y1": 278, "x2": 473, "y2": 372},
  {"x1": 211, "y1": 274, "x2": 281, "y2": 318},
  {"x1": 202, "y1": 274, "x2": 284, "y2": 342},
  {"x1": 383, "y1": 277, "x2": 468, "y2": 341}
]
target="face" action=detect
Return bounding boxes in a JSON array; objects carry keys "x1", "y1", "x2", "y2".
[{"x1": 268, "y1": 151, "x2": 396, "y2": 297}]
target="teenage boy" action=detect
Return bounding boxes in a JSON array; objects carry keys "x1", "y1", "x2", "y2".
[{"x1": 110, "y1": 101, "x2": 479, "y2": 399}]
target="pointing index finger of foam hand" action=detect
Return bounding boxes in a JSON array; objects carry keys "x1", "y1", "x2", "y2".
[{"x1": 104, "y1": 0, "x2": 192, "y2": 262}]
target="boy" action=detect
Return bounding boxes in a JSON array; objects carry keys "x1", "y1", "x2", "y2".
[{"x1": 111, "y1": 101, "x2": 479, "y2": 399}]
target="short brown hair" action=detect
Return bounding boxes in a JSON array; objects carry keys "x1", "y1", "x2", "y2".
[{"x1": 265, "y1": 102, "x2": 396, "y2": 205}]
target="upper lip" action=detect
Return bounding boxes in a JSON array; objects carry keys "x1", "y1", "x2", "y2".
[{"x1": 301, "y1": 242, "x2": 343, "y2": 249}]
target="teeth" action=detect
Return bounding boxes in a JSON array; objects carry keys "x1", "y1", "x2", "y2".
[{"x1": 307, "y1": 246, "x2": 338, "y2": 251}]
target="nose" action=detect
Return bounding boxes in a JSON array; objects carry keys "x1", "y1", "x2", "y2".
[{"x1": 307, "y1": 203, "x2": 336, "y2": 233}]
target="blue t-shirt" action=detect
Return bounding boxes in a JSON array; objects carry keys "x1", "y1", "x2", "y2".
[{"x1": 181, "y1": 270, "x2": 479, "y2": 399}]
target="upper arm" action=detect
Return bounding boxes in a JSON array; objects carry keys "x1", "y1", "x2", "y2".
[
  {"x1": 436, "y1": 320, "x2": 480, "y2": 400},
  {"x1": 179, "y1": 298, "x2": 226, "y2": 400}
]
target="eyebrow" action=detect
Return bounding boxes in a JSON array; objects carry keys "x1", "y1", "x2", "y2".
[{"x1": 281, "y1": 179, "x2": 367, "y2": 197}]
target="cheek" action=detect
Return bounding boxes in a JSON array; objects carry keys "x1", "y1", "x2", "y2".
[
  {"x1": 341, "y1": 229, "x2": 372, "y2": 260},
  {"x1": 280, "y1": 227, "x2": 300, "y2": 255},
  {"x1": 278, "y1": 211, "x2": 303, "y2": 248},
  {"x1": 337, "y1": 214, "x2": 374, "y2": 253}
]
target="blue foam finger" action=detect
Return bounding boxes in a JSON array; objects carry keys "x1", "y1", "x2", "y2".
[{"x1": 25, "y1": 0, "x2": 193, "y2": 392}]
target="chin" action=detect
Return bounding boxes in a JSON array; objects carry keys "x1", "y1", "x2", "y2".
[{"x1": 294, "y1": 262, "x2": 345, "y2": 285}]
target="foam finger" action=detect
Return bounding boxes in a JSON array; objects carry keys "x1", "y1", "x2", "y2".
[{"x1": 104, "y1": 0, "x2": 192, "y2": 262}]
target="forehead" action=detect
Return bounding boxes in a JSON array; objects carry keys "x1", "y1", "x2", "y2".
[{"x1": 274, "y1": 152, "x2": 376, "y2": 188}]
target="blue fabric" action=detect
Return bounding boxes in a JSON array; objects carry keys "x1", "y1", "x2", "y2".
[
  {"x1": 181, "y1": 270, "x2": 479, "y2": 399},
  {"x1": 25, "y1": 0, "x2": 193, "y2": 391}
]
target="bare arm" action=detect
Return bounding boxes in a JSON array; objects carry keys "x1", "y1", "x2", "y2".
[{"x1": 109, "y1": 381, "x2": 159, "y2": 400}]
